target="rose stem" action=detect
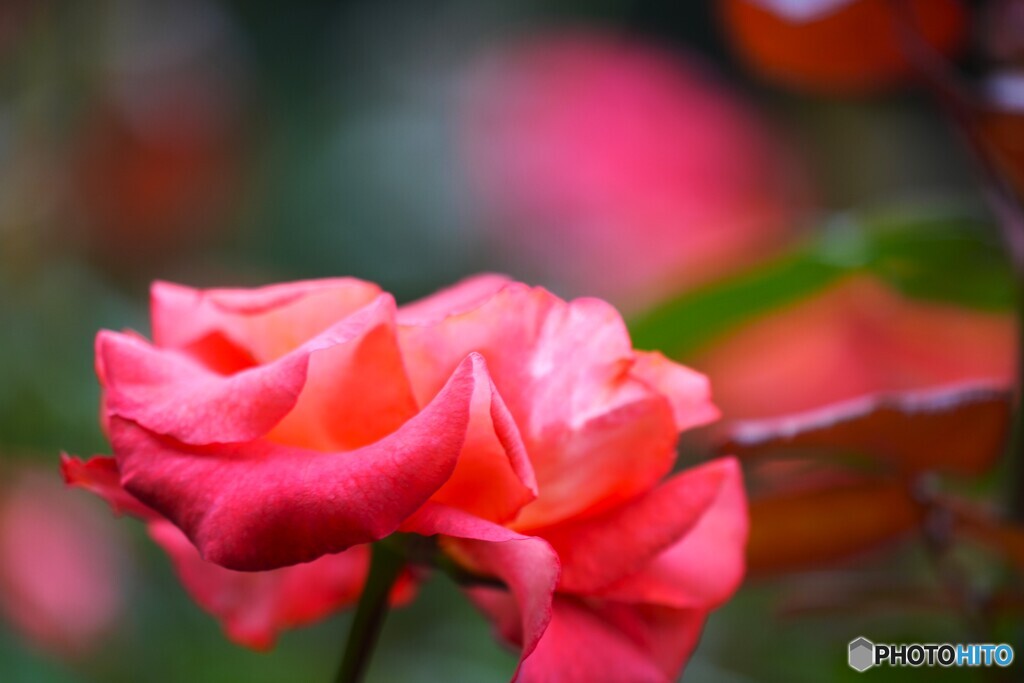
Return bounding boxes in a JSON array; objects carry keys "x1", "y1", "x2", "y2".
[
  {"x1": 333, "y1": 541, "x2": 406, "y2": 683},
  {"x1": 888, "y1": 0, "x2": 1024, "y2": 522}
]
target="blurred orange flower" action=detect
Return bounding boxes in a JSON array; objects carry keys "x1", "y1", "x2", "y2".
[
  {"x1": 978, "y1": 72, "x2": 1024, "y2": 199},
  {"x1": 693, "y1": 275, "x2": 1015, "y2": 420},
  {"x1": 719, "y1": 0, "x2": 968, "y2": 93}
]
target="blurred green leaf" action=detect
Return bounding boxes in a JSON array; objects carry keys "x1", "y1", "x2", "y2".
[
  {"x1": 630, "y1": 206, "x2": 1013, "y2": 358},
  {"x1": 628, "y1": 247, "x2": 842, "y2": 359},
  {"x1": 0, "y1": 261, "x2": 143, "y2": 456},
  {"x1": 858, "y1": 208, "x2": 1014, "y2": 312}
]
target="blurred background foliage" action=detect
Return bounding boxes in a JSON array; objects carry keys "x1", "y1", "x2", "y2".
[{"x1": 0, "y1": 0, "x2": 1022, "y2": 681}]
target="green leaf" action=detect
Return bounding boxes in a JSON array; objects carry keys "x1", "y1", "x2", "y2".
[
  {"x1": 629, "y1": 247, "x2": 843, "y2": 358},
  {"x1": 851, "y1": 207, "x2": 1014, "y2": 311}
]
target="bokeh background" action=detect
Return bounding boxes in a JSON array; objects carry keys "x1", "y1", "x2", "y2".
[{"x1": 1, "y1": 1, "x2": 1021, "y2": 681}]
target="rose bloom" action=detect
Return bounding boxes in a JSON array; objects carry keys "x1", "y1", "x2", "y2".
[
  {"x1": 64, "y1": 275, "x2": 746, "y2": 680},
  {"x1": 460, "y1": 32, "x2": 807, "y2": 311},
  {"x1": 0, "y1": 468, "x2": 126, "y2": 656}
]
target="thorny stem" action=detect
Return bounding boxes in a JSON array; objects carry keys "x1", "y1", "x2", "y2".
[
  {"x1": 918, "y1": 496, "x2": 1018, "y2": 683},
  {"x1": 334, "y1": 541, "x2": 406, "y2": 683},
  {"x1": 918, "y1": 499, "x2": 989, "y2": 642},
  {"x1": 889, "y1": 1, "x2": 1024, "y2": 660},
  {"x1": 888, "y1": 0, "x2": 1024, "y2": 524}
]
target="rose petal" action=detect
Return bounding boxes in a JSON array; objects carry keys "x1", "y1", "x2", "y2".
[
  {"x1": 537, "y1": 458, "x2": 744, "y2": 595},
  {"x1": 60, "y1": 454, "x2": 156, "y2": 519},
  {"x1": 62, "y1": 455, "x2": 377, "y2": 648},
  {"x1": 265, "y1": 297, "x2": 420, "y2": 451},
  {"x1": 395, "y1": 274, "x2": 513, "y2": 325},
  {"x1": 151, "y1": 278, "x2": 382, "y2": 362},
  {"x1": 111, "y1": 354, "x2": 482, "y2": 571},
  {"x1": 100, "y1": 294, "x2": 406, "y2": 446},
  {"x1": 471, "y1": 593, "x2": 705, "y2": 683},
  {"x1": 428, "y1": 368, "x2": 537, "y2": 523},
  {"x1": 402, "y1": 503, "x2": 559, "y2": 674},
  {"x1": 400, "y1": 284, "x2": 711, "y2": 529},
  {"x1": 631, "y1": 351, "x2": 719, "y2": 431},
  {"x1": 594, "y1": 457, "x2": 748, "y2": 608},
  {"x1": 148, "y1": 521, "x2": 369, "y2": 650}
]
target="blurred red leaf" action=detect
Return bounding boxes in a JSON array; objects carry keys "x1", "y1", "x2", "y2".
[
  {"x1": 747, "y1": 479, "x2": 920, "y2": 575},
  {"x1": 719, "y1": 0, "x2": 967, "y2": 94},
  {"x1": 722, "y1": 383, "x2": 1012, "y2": 476}
]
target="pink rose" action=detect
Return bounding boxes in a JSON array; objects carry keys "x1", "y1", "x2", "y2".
[
  {"x1": 460, "y1": 32, "x2": 808, "y2": 310},
  {"x1": 64, "y1": 275, "x2": 747, "y2": 679}
]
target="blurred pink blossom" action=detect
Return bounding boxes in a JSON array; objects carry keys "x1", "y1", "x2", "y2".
[
  {"x1": 460, "y1": 32, "x2": 810, "y2": 311},
  {"x1": 0, "y1": 469, "x2": 127, "y2": 656}
]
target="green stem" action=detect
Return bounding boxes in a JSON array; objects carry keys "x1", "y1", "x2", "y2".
[{"x1": 333, "y1": 541, "x2": 406, "y2": 683}]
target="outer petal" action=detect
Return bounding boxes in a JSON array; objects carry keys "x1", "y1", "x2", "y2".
[
  {"x1": 62, "y1": 455, "x2": 373, "y2": 649},
  {"x1": 396, "y1": 274, "x2": 513, "y2": 325},
  {"x1": 400, "y1": 284, "x2": 700, "y2": 529},
  {"x1": 151, "y1": 278, "x2": 381, "y2": 362},
  {"x1": 148, "y1": 521, "x2": 369, "y2": 650},
  {"x1": 111, "y1": 355, "x2": 482, "y2": 571},
  {"x1": 472, "y1": 593, "x2": 706, "y2": 683},
  {"x1": 402, "y1": 503, "x2": 559, "y2": 676},
  {"x1": 595, "y1": 458, "x2": 748, "y2": 608},
  {"x1": 631, "y1": 351, "x2": 719, "y2": 431},
  {"x1": 60, "y1": 454, "x2": 156, "y2": 519},
  {"x1": 100, "y1": 294, "x2": 408, "y2": 447},
  {"x1": 536, "y1": 458, "x2": 744, "y2": 595}
]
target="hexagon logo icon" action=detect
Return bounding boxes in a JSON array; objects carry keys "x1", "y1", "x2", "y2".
[{"x1": 849, "y1": 637, "x2": 875, "y2": 672}]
